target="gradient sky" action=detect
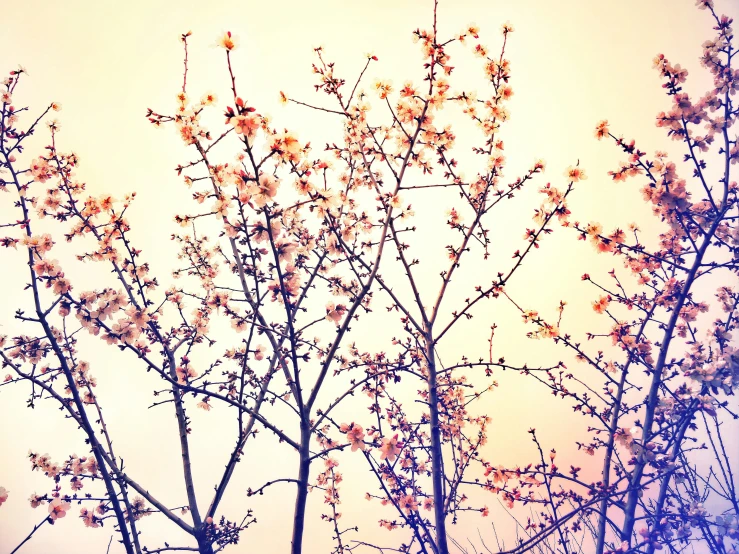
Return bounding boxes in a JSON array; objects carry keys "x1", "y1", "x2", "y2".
[{"x1": 1, "y1": 1, "x2": 738, "y2": 552}]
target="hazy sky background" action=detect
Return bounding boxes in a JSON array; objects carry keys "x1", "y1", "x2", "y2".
[{"x1": 1, "y1": 0, "x2": 738, "y2": 552}]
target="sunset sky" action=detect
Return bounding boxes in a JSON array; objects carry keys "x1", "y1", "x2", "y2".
[{"x1": 1, "y1": 0, "x2": 738, "y2": 552}]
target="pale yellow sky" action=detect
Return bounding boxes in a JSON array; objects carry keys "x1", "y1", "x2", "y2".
[{"x1": 1, "y1": 0, "x2": 737, "y2": 552}]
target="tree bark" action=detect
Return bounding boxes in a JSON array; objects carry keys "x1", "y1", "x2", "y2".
[
  {"x1": 290, "y1": 424, "x2": 312, "y2": 554},
  {"x1": 195, "y1": 528, "x2": 215, "y2": 554},
  {"x1": 426, "y1": 336, "x2": 450, "y2": 554}
]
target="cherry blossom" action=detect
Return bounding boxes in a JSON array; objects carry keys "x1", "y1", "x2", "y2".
[{"x1": 48, "y1": 498, "x2": 71, "y2": 521}]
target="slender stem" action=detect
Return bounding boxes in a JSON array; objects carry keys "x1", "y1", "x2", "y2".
[{"x1": 10, "y1": 516, "x2": 49, "y2": 554}]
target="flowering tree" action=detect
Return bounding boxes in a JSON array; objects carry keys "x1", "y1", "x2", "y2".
[
  {"x1": 479, "y1": 2, "x2": 739, "y2": 553},
  {"x1": 1, "y1": 23, "x2": 411, "y2": 553},
  {"x1": 295, "y1": 11, "x2": 583, "y2": 554},
  {"x1": 144, "y1": 9, "x2": 581, "y2": 553},
  {"x1": 1, "y1": 1, "x2": 737, "y2": 554},
  {"x1": 0, "y1": 68, "x2": 265, "y2": 553}
]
